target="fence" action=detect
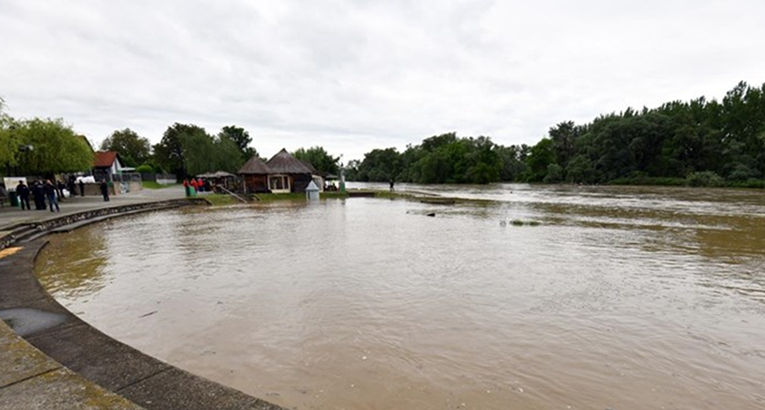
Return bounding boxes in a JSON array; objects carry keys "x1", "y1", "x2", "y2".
[{"x1": 140, "y1": 173, "x2": 177, "y2": 184}]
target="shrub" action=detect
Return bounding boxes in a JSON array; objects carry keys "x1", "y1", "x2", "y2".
[
  {"x1": 136, "y1": 164, "x2": 154, "y2": 173},
  {"x1": 686, "y1": 171, "x2": 724, "y2": 187}
]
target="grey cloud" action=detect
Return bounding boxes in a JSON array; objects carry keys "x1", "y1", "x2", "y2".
[{"x1": 1, "y1": 0, "x2": 764, "y2": 162}]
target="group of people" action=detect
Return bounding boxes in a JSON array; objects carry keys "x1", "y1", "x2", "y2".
[
  {"x1": 9, "y1": 177, "x2": 111, "y2": 212},
  {"x1": 183, "y1": 178, "x2": 211, "y2": 193},
  {"x1": 14, "y1": 180, "x2": 62, "y2": 212}
]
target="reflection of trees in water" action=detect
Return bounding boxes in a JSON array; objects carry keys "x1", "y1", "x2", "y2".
[{"x1": 36, "y1": 225, "x2": 109, "y2": 300}]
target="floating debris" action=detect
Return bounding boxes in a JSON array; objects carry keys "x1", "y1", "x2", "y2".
[{"x1": 138, "y1": 310, "x2": 158, "y2": 318}]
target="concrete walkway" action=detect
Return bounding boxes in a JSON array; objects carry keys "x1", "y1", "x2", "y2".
[{"x1": 0, "y1": 186, "x2": 185, "y2": 231}]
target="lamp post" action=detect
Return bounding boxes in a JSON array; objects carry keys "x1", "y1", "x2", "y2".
[
  {"x1": 338, "y1": 154, "x2": 345, "y2": 193},
  {"x1": 16, "y1": 144, "x2": 33, "y2": 176}
]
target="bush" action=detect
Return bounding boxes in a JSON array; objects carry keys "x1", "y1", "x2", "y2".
[
  {"x1": 686, "y1": 171, "x2": 724, "y2": 187},
  {"x1": 543, "y1": 163, "x2": 564, "y2": 183},
  {"x1": 728, "y1": 179, "x2": 765, "y2": 189},
  {"x1": 136, "y1": 164, "x2": 154, "y2": 173},
  {"x1": 609, "y1": 177, "x2": 685, "y2": 186}
]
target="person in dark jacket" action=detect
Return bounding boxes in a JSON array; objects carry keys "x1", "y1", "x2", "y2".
[
  {"x1": 67, "y1": 176, "x2": 76, "y2": 198},
  {"x1": 15, "y1": 180, "x2": 31, "y2": 210},
  {"x1": 32, "y1": 181, "x2": 46, "y2": 210},
  {"x1": 79, "y1": 179, "x2": 85, "y2": 196},
  {"x1": 99, "y1": 179, "x2": 110, "y2": 201},
  {"x1": 56, "y1": 180, "x2": 66, "y2": 201},
  {"x1": 44, "y1": 180, "x2": 60, "y2": 212}
]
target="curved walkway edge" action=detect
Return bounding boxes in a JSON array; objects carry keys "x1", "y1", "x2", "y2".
[{"x1": 0, "y1": 199, "x2": 284, "y2": 410}]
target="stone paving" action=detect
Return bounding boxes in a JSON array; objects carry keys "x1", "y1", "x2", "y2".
[{"x1": 0, "y1": 186, "x2": 186, "y2": 231}]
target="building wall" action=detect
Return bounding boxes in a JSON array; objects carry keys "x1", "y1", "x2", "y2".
[
  {"x1": 242, "y1": 175, "x2": 269, "y2": 193},
  {"x1": 292, "y1": 173, "x2": 313, "y2": 193}
]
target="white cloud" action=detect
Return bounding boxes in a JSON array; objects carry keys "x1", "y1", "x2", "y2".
[{"x1": 1, "y1": 0, "x2": 764, "y2": 161}]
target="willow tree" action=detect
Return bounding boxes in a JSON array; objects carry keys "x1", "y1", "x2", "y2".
[
  {"x1": 0, "y1": 97, "x2": 18, "y2": 170},
  {"x1": 14, "y1": 118, "x2": 93, "y2": 174}
]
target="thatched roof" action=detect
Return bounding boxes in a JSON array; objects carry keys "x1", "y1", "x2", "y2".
[
  {"x1": 238, "y1": 156, "x2": 272, "y2": 175},
  {"x1": 266, "y1": 149, "x2": 313, "y2": 174},
  {"x1": 198, "y1": 171, "x2": 236, "y2": 178}
]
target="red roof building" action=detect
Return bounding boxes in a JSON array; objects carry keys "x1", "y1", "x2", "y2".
[{"x1": 92, "y1": 151, "x2": 124, "y2": 182}]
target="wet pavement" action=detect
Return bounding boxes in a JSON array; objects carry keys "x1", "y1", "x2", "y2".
[{"x1": 0, "y1": 186, "x2": 185, "y2": 231}]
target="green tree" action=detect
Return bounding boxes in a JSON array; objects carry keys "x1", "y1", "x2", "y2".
[
  {"x1": 497, "y1": 145, "x2": 527, "y2": 181},
  {"x1": 100, "y1": 128, "x2": 151, "y2": 167},
  {"x1": 211, "y1": 134, "x2": 246, "y2": 174},
  {"x1": 549, "y1": 121, "x2": 580, "y2": 172},
  {"x1": 219, "y1": 125, "x2": 257, "y2": 161},
  {"x1": 154, "y1": 123, "x2": 206, "y2": 180},
  {"x1": 14, "y1": 118, "x2": 93, "y2": 174},
  {"x1": 524, "y1": 138, "x2": 555, "y2": 181},
  {"x1": 293, "y1": 146, "x2": 340, "y2": 175},
  {"x1": 181, "y1": 129, "x2": 215, "y2": 177},
  {"x1": 0, "y1": 97, "x2": 19, "y2": 171},
  {"x1": 356, "y1": 148, "x2": 402, "y2": 182}
]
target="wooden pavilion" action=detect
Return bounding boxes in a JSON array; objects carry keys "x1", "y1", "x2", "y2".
[
  {"x1": 238, "y1": 149, "x2": 322, "y2": 194},
  {"x1": 238, "y1": 157, "x2": 272, "y2": 194}
]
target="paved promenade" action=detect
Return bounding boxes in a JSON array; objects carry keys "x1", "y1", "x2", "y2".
[{"x1": 0, "y1": 186, "x2": 185, "y2": 231}]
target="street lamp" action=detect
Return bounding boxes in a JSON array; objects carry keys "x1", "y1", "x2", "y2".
[{"x1": 16, "y1": 144, "x2": 33, "y2": 176}]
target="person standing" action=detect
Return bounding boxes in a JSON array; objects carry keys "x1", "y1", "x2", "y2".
[
  {"x1": 44, "y1": 180, "x2": 60, "y2": 212},
  {"x1": 32, "y1": 181, "x2": 45, "y2": 210},
  {"x1": 67, "y1": 176, "x2": 76, "y2": 198},
  {"x1": 56, "y1": 180, "x2": 66, "y2": 201},
  {"x1": 79, "y1": 179, "x2": 85, "y2": 196},
  {"x1": 99, "y1": 179, "x2": 110, "y2": 201},
  {"x1": 16, "y1": 181, "x2": 31, "y2": 210}
]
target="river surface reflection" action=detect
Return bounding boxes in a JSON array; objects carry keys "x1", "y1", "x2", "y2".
[{"x1": 36, "y1": 184, "x2": 765, "y2": 409}]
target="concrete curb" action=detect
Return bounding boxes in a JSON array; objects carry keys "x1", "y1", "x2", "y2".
[{"x1": 0, "y1": 199, "x2": 285, "y2": 410}]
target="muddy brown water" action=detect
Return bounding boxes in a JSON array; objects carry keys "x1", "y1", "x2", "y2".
[{"x1": 36, "y1": 184, "x2": 765, "y2": 409}]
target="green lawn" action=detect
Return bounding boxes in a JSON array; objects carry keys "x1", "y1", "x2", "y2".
[
  {"x1": 204, "y1": 194, "x2": 242, "y2": 206},
  {"x1": 142, "y1": 181, "x2": 177, "y2": 189}
]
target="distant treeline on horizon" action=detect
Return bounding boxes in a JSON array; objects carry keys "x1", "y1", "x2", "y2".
[
  {"x1": 345, "y1": 81, "x2": 765, "y2": 188},
  {"x1": 3, "y1": 81, "x2": 764, "y2": 188}
]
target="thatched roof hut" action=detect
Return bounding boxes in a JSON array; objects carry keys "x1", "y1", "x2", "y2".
[
  {"x1": 238, "y1": 156, "x2": 272, "y2": 175},
  {"x1": 266, "y1": 149, "x2": 313, "y2": 174},
  {"x1": 238, "y1": 149, "x2": 325, "y2": 194}
]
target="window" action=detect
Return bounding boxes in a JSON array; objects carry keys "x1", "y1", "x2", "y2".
[{"x1": 269, "y1": 175, "x2": 288, "y2": 191}]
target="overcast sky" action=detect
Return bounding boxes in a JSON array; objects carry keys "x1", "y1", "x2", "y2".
[{"x1": 1, "y1": 0, "x2": 764, "y2": 162}]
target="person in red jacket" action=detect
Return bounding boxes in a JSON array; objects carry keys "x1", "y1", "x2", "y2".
[{"x1": 190, "y1": 178, "x2": 198, "y2": 193}]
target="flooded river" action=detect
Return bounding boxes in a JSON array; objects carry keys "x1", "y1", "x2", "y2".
[{"x1": 36, "y1": 184, "x2": 765, "y2": 409}]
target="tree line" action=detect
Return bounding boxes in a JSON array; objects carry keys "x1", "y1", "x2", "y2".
[
  {"x1": 142, "y1": 124, "x2": 339, "y2": 179},
  {"x1": 3, "y1": 81, "x2": 763, "y2": 187},
  {"x1": 1, "y1": 98, "x2": 94, "y2": 176},
  {"x1": 346, "y1": 81, "x2": 765, "y2": 187}
]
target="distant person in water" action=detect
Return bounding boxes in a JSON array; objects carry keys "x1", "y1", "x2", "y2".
[
  {"x1": 100, "y1": 179, "x2": 110, "y2": 201},
  {"x1": 44, "y1": 180, "x2": 60, "y2": 212}
]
